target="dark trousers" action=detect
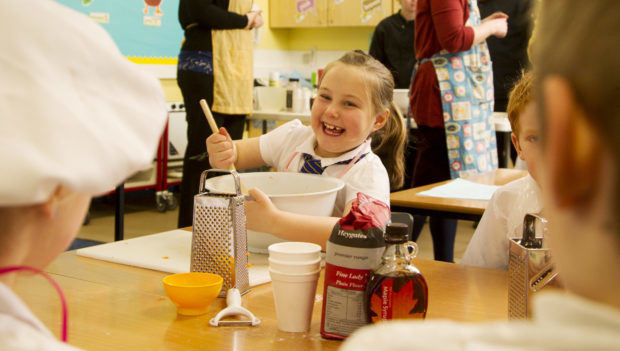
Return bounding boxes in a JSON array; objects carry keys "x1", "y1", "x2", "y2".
[
  {"x1": 176, "y1": 69, "x2": 246, "y2": 228},
  {"x1": 409, "y1": 126, "x2": 458, "y2": 262}
]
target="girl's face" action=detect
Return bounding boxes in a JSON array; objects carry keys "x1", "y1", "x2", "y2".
[{"x1": 311, "y1": 64, "x2": 387, "y2": 158}]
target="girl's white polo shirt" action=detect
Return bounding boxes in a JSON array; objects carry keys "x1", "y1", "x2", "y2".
[{"x1": 259, "y1": 119, "x2": 390, "y2": 216}]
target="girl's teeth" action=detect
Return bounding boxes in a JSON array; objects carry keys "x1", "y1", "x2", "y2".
[{"x1": 324, "y1": 123, "x2": 342, "y2": 131}]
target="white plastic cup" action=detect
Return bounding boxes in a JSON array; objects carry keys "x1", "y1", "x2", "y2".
[
  {"x1": 268, "y1": 242, "x2": 321, "y2": 262},
  {"x1": 269, "y1": 269, "x2": 321, "y2": 332},
  {"x1": 268, "y1": 256, "x2": 321, "y2": 274},
  {"x1": 269, "y1": 71, "x2": 280, "y2": 87}
]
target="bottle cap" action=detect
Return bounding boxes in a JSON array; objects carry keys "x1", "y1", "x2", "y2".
[{"x1": 385, "y1": 223, "x2": 409, "y2": 243}]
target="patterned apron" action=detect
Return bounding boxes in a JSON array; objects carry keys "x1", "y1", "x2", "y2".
[{"x1": 424, "y1": 0, "x2": 498, "y2": 179}]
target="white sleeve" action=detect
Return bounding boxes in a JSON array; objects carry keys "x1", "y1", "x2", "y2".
[
  {"x1": 259, "y1": 119, "x2": 307, "y2": 170},
  {"x1": 339, "y1": 154, "x2": 390, "y2": 208},
  {"x1": 460, "y1": 190, "x2": 510, "y2": 270}
]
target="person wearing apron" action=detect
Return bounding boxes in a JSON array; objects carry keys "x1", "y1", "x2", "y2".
[
  {"x1": 408, "y1": 0, "x2": 507, "y2": 262},
  {"x1": 176, "y1": 0, "x2": 263, "y2": 228}
]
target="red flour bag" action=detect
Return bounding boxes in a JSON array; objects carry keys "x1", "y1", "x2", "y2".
[{"x1": 320, "y1": 192, "x2": 390, "y2": 339}]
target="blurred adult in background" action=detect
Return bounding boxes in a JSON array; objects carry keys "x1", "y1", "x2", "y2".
[
  {"x1": 176, "y1": 0, "x2": 263, "y2": 228},
  {"x1": 342, "y1": 1, "x2": 620, "y2": 348},
  {"x1": 369, "y1": 0, "x2": 417, "y2": 89},
  {"x1": 407, "y1": 0, "x2": 507, "y2": 262},
  {"x1": 370, "y1": 0, "x2": 417, "y2": 193},
  {"x1": 479, "y1": 0, "x2": 533, "y2": 168},
  {"x1": 478, "y1": 0, "x2": 532, "y2": 112}
]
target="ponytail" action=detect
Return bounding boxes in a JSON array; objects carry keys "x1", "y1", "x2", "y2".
[{"x1": 370, "y1": 101, "x2": 407, "y2": 190}]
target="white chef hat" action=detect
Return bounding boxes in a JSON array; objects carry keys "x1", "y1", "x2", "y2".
[{"x1": 0, "y1": 0, "x2": 168, "y2": 206}]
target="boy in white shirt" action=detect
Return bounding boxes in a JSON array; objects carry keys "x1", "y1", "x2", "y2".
[{"x1": 461, "y1": 71, "x2": 541, "y2": 270}]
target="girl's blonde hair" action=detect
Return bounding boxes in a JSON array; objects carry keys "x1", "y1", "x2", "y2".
[{"x1": 321, "y1": 50, "x2": 407, "y2": 190}]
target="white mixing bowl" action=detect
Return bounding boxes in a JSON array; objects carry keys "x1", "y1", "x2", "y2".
[{"x1": 203, "y1": 172, "x2": 345, "y2": 253}]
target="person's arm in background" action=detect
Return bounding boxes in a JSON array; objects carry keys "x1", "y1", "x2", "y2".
[
  {"x1": 472, "y1": 12, "x2": 508, "y2": 46},
  {"x1": 430, "y1": 0, "x2": 506, "y2": 51},
  {"x1": 180, "y1": 0, "x2": 261, "y2": 30}
]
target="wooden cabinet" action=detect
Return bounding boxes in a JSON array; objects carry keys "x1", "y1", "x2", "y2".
[
  {"x1": 269, "y1": 0, "x2": 327, "y2": 27},
  {"x1": 270, "y1": 0, "x2": 392, "y2": 28}
]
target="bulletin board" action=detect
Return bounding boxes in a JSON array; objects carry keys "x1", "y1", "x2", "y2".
[{"x1": 54, "y1": 0, "x2": 183, "y2": 64}]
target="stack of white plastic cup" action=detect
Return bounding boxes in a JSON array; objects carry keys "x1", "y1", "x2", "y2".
[{"x1": 268, "y1": 242, "x2": 322, "y2": 332}]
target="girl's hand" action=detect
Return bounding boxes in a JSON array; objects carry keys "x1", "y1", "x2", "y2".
[
  {"x1": 245, "y1": 188, "x2": 281, "y2": 233},
  {"x1": 206, "y1": 127, "x2": 236, "y2": 169}
]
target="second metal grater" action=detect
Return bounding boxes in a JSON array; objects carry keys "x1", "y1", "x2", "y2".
[
  {"x1": 508, "y1": 213, "x2": 557, "y2": 319},
  {"x1": 190, "y1": 169, "x2": 250, "y2": 297}
]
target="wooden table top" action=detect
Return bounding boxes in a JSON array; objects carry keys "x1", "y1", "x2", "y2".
[
  {"x1": 390, "y1": 168, "x2": 528, "y2": 217},
  {"x1": 13, "y1": 250, "x2": 508, "y2": 350}
]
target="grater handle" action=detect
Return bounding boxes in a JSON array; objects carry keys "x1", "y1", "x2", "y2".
[
  {"x1": 199, "y1": 169, "x2": 242, "y2": 195},
  {"x1": 529, "y1": 262, "x2": 558, "y2": 292},
  {"x1": 520, "y1": 213, "x2": 548, "y2": 249}
]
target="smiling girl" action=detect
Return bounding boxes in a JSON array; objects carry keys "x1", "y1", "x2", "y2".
[{"x1": 206, "y1": 51, "x2": 406, "y2": 247}]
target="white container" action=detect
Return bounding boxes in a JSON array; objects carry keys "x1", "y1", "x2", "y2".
[
  {"x1": 254, "y1": 86, "x2": 286, "y2": 112},
  {"x1": 204, "y1": 172, "x2": 345, "y2": 253},
  {"x1": 393, "y1": 89, "x2": 409, "y2": 115},
  {"x1": 269, "y1": 71, "x2": 280, "y2": 87},
  {"x1": 268, "y1": 242, "x2": 322, "y2": 262},
  {"x1": 269, "y1": 256, "x2": 321, "y2": 274},
  {"x1": 292, "y1": 85, "x2": 304, "y2": 113},
  {"x1": 269, "y1": 269, "x2": 321, "y2": 332}
]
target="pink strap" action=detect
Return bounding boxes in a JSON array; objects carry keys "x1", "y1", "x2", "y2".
[
  {"x1": 336, "y1": 139, "x2": 370, "y2": 178},
  {"x1": 284, "y1": 151, "x2": 299, "y2": 172},
  {"x1": 0, "y1": 266, "x2": 68, "y2": 342},
  {"x1": 285, "y1": 139, "x2": 370, "y2": 178}
]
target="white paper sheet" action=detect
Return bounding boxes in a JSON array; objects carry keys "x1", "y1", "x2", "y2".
[{"x1": 417, "y1": 178, "x2": 500, "y2": 201}]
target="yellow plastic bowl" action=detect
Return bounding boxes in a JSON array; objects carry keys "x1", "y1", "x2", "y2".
[{"x1": 162, "y1": 272, "x2": 223, "y2": 316}]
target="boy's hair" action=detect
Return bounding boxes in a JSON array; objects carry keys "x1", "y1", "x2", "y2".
[
  {"x1": 322, "y1": 51, "x2": 407, "y2": 190},
  {"x1": 506, "y1": 70, "x2": 533, "y2": 138},
  {"x1": 532, "y1": 0, "x2": 620, "y2": 231}
]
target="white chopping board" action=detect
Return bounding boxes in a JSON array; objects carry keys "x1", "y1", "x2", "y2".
[{"x1": 76, "y1": 229, "x2": 270, "y2": 287}]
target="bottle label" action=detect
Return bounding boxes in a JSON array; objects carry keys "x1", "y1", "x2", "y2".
[
  {"x1": 322, "y1": 263, "x2": 372, "y2": 336},
  {"x1": 320, "y1": 229, "x2": 384, "y2": 339},
  {"x1": 368, "y1": 276, "x2": 428, "y2": 322}
]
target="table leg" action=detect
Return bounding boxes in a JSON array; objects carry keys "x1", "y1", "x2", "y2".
[{"x1": 114, "y1": 183, "x2": 124, "y2": 241}]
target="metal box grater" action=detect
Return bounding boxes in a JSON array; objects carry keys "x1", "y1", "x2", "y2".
[
  {"x1": 508, "y1": 213, "x2": 556, "y2": 319},
  {"x1": 190, "y1": 169, "x2": 249, "y2": 297}
]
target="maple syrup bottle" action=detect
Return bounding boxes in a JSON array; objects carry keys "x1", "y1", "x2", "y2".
[{"x1": 365, "y1": 223, "x2": 428, "y2": 323}]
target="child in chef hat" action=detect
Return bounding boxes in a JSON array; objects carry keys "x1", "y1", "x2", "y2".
[{"x1": 0, "y1": 0, "x2": 167, "y2": 349}]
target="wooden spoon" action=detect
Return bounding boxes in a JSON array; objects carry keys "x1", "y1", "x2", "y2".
[{"x1": 199, "y1": 99, "x2": 248, "y2": 194}]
